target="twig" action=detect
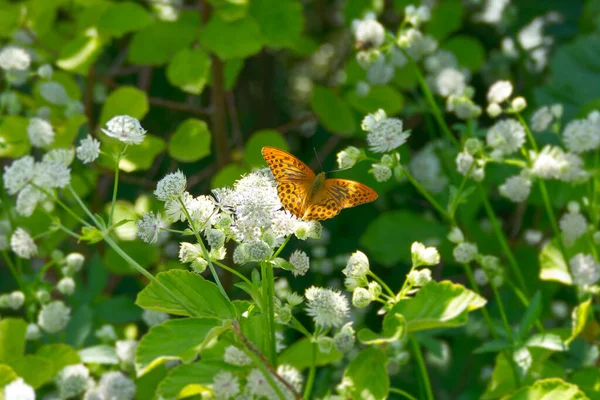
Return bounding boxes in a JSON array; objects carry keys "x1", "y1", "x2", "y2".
[
  {"x1": 276, "y1": 114, "x2": 317, "y2": 134},
  {"x1": 147, "y1": 96, "x2": 213, "y2": 115},
  {"x1": 226, "y1": 91, "x2": 244, "y2": 151}
]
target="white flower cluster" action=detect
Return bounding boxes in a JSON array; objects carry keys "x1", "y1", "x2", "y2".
[
  {"x1": 562, "y1": 111, "x2": 600, "y2": 154},
  {"x1": 305, "y1": 286, "x2": 349, "y2": 328},
  {"x1": 352, "y1": 14, "x2": 385, "y2": 50},
  {"x1": 362, "y1": 109, "x2": 410, "y2": 154},
  {"x1": 530, "y1": 104, "x2": 562, "y2": 132},
  {"x1": 559, "y1": 205, "x2": 587, "y2": 246},
  {"x1": 102, "y1": 115, "x2": 146, "y2": 145},
  {"x1": 531, "y1": 146, "x2": 588, "y2": 183},
  {"x1": 456, "y1": 139, "x2": 485, "y2": 181},
  {"x1": 485, "y1": 81, "x2": 527, "y2": 118},
  {"x1": 397, "y1": 27, "x2": 437, "y2": 61}
]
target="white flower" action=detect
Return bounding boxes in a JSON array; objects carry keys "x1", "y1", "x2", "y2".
[
  {"x1": 38, "y1": 63, "x2": 53, "y2": 79},
  {"x1": 36, "y1": 289, "x2": 51, "y2": 304},
  {"x1": 32, "y1": 159, "x2": 71, "y2": 189},
  {"x1": 137, "y1": 211, "x2": 162, "y2": 244},
  {"x1": 486, "y1": 119, "x2": 525, "y2": 155},
  {"x1": 277, "y1": 364, "x2": 304, "y2": 394},
  {"x1": 57, "y1": 277, "x2": 76, "y2": 295},
  {"x1": 408, "y1": 269, "x2": 432, "y2": 286},
  {"x1": 411, "y1": 241, "x2": 440, "y2": 267},
  {"x1": 56, "y1": 364, "x2": 89, "y2": 399},
  {"x1": 530, "y1": 106, "x2": 554, "y2": 132},
  {"x1": 356, "y1": 81, "x2": 370, "y2": 97},
  {"x1": 453, "y1": 242, "x2": 478, "y2": 264},
  {"x1": 212, "y1": 370, "x2": 240, "y2": 399},
  {"x1": 487, "y1": 81, "x2": 513, "y2": 103},
  {"x1": 179, "y1": 242, "x2": 203, "y2": 264},
  {"x1": 98, "y1": 371, "x2": 136, "y2": 400},
  {"x1": 83, "y1": 388, "x2": 104, "y2": 400},
  {"x1": 361, "y1": 109, "x2": 387, "y2": 131},
  {"x1": 398, "y1": 29, "x2": 438, "y2": 60},
  {"x1": 337, "y1": 146, "x2": 363, "y2": 169},
  {"x1": 372, "y1": 163, "x2": 392, "y2": 182},
  {"x1": 0, "y1": 46, "x2": 30, "y2": 71},
  {"x1": 499, "y1": 175, "x2": 531, "y2": 202},
  {"x1": 38, "y1": 300, "x2": 71, "y2": 333},
  {"x1": 7, "y1": 291, "x2": 25, "y2": 309},
  {"x1": 405, "y1": 4, "x2": 431, "y2": 27},
  {"x1": 102, "y1": 115, "x2": 146, "y2": 145},
  {"x1": 289, "y1": 250, "x2": 310, "y2": 276},
  {"x1": 270, "y1": 210, "x2": 298, "y2": 238},
  {"x1": 334, "y1": 322, "x2": 356, "y2": 353},
  {"x1": 569, "y1": 253, "x2": 600, "y2": 286},
  {"x1": 352, "y1": 287, "x2": 373, "y2": 308},
  {"x1": 563, "y1": 118, "x2": 600, "y2": 153},
  {"x1": 155, "y1": 170, "x2": 187, "y2": 201},
  {"x1": 10, "y1": 228, "x2": 37, "y2": 259},
  {"x1": 551, "y1": 301, "x2": 569, "y2": 319},
  {"x1": 116, "y1": 340, "x2": 138, "y2": 365},
  {"x1": 44, "y1": 148, "x2": 75, "y2": 166},
  {"x1": 559, "y1": 211, "x2": 587, "y2": 246},
  {"x1": 524, "y1": 229, "x2": 543, "y2": 245},
  {"x1": 16, "y1": 184, "x2": 45, "y2": 217},
  {"x1": 305, "y1": 286, "x2": 349, "y2": 328},
  {"x1": 486, "y1": 103, "x2": 502, "y2": 118},
  {"x1": 435, "y1": 68, "x2": 467, "y2": 97},
  {"x1": 343, "y1": 251, "x2": 370, "y2": 278},
  {"x1": 474, "y1": 0, "x2": 510, "y2": 24},
  {"x1": 24, "y1": 323, "x2": 41, "y2": 342},
  {"x1": 510, "y1": 96, "x2": 527, "y2": 112},
  {"x1": 366, "y1": 114, "x2": 410, "y2": 153},
  {"x1": 353, "y1": 17, "x2": 385, "y2": 49},
  {"x1": 447, "y1": 95, "x2": 482, "y2": 120},
  {"x1": 447, "y1": 227, "x2": 464, "y2": 244},
  {"x1": 142, "y1": 309, "x2": 169, "y2": 327},
  {"x1": 474, "y1": 268, "x2": 489, "y2": 286},
  {"x1": 223, "y1": 345, "x2": 252, "y2": 366},
  {"x1": 246, "y1": 369, "x2": 276, "y2": 400},
  {"x1": 3, "y1": 156, "x2": 35, "y2": 195},
  {"x1": 3, "y1": 378, "x2": 35, "y2": 400},
  {"x1": 76, "y1": 135, "x2": 101, "y2": 164},
  {"x1": 27, "y1": 117, "x2": 55, "y2": 148},
  {"x1": 455, "y1": 151, "x2": 484, "y2": 181}
]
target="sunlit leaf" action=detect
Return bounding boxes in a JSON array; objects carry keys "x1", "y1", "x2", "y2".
[
  {"x1": 344, "y1": 348, "x2": 389, "y2": 400},
  {"x1": 168, "y1": 119, "x2": 212, "y2": 162}
]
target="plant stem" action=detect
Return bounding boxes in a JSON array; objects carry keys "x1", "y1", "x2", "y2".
[
  {"x1": 67, "y1": 185, "x2": 102, "y2": 226},
  {"x1": 303, "y1": 342, "x2": 317, "y2": 400},
  {"x1": 462, "y1": 262, "x2": 499, "y2": 338},
  {"x1": 2, "y1": 251, "x2": 24, "y2": 289},
  {"x1": 477, "y1": 184, "x2": 528, "y2": 296},
  {"x1": 368, "y1": 271, "x2": 396, "y2": 298},
  {"x1": 261, "y1": 261, "x2": 278, "y2": 366},
  {"x1": 404, "y1": 167, "x2": 454, "y2": 223},
  {"x1": 410, "y1": 335, "x2": 434, "y2": 400},
  {"x1": 389, "y1": 387, "x2": 418, "y2": 400},
  {"x1": 108, "y1": 148, "x2": 124, "y2": 226},
  {"x1": 273, "y1": 235, "x2": 291, "y2": 258},
  {"x1": 214, "y1": 260, "x2": 252, "y2": 285}
]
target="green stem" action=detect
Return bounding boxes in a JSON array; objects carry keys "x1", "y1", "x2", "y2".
[
  {"x1": 239, "y1": 345, "x2": 286, "y2": 400},
  {"x1": 290, "y1": 316, "x2": 312, "y2": 338},
  {"x1": 368, "y1": 271, "x2": 396, "y2": 298},
  {"x1": 389, "y1": 387, "x2": 418, "y2": 400},
  {"x1": 214, "y1": 260, "x2": 252, "y2": 286},
  {"x1": 35, "y1": 185, "x2": 92, "y2": 228},
  {"x1": 108, "y1": 148, "x2": 124, "y2": 227},
  {"x1": 303, "y1": 342, "x2": 317, "y2": 400},
  {"x1": 67, "y1": 185, "x2": 102, "y2": 226},
  {"x1": 477, "y1": 184, "x2": 528, "y2": 295},
  {"x1": 462, "y1": 262, "x2": 498, "y2": 338},
  {"x1": 261, "y1": 261, "x2": 278, "y2": 366},
  {"x1": 273, "y1": 235, "x2": 291, "y2": 259},
  {"x1": 490, "y1": 283, "x2": 514, "y2": 342},
  {"x1": 410, "y1": 335, "x2": 434, "y2": 400},
  {"x1": 404, "y1": 167, "x2": 454, "y2": 223},
  {"x1": 2, "y1": 251, "x2": 24, "y2": 289}
]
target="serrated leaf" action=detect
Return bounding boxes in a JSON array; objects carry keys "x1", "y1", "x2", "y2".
[
  {"x1": 568, "y1": 299, "x2": 592, "y2": 344},
  {"x1": 0, "y1": 318, "x2": 27, "y2": 363},
  {"x1": 358, "y1": 313, "x2": 406, "y2": 345},
  {"x1": 10, "y1": 355, "x2": 54, "y2": 388},
  {"x1": 156, "y1": 361, "x2": 231, "y2": 399},
  {"x1": 279, "y1": 337, "x2": 343, "y2": 370},
  {"x1": 35, "y1": 344, "x2": 81, "y2": 377},
  {"x1": 344, "y1": 348, "x2": 389, "y2": 400},
  {"x1": 502, "y1": 378, "x2": 588, "y2": 400},
  {"x1": 168, "y1": 119, "x2": 212, "y2": 162},
  {"x1": 525, "y1": 333, "x2": 567, "y2": 352},
  {"x1": 166, "y1": 49, "x2": 211, "y2": 95},
  {"x1": 539, "y1": 240, "x2": 572, "y2": 285},
  {"x1": 135, "y1": 318, "x2": 227, "y2": 376},
  {"x1": 473, "y1": 339, "x2": 513, "y2": 354},
  {"x1": 78, "y1": 345, "x2": 119, "y2": 364},
  {"x1": 136, "y1": 270, "x2": 236, "y2": 320},
  {"x1": 517, "y1": 291, "x2": 542, "y2": 342}
]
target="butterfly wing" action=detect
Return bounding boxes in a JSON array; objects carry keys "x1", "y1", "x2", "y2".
[
  {"x1": 303, "y1": 179, "x2": 378, "y2": 221},
  {"x1": 261, "y1": 146, "x2": 316, "y2": 218}
]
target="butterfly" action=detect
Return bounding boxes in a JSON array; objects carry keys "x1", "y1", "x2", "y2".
[{"x1": 262, "y1": 146, "x2": 378, "y2": 221}]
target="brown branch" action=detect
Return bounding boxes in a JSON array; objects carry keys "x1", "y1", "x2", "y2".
[
  {"x1": 226, "y1": 91, "x2": 244, "y2": 151},
  {"x1": 187, "y1": 163, "x2": 218, "y2": 188},
  {"x1": 275, "y1": 114, "x2": 317, "y2": 134},
  {"x1": 147, "y1": 96, "x2": 213, "y2": 116}
]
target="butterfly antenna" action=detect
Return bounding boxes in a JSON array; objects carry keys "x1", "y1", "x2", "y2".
[{"x1": 313, "y1": 147, "x2": 325, "y2": 173}]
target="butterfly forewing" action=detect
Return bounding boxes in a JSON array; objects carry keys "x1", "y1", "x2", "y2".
[{"x1": 303, "y1": 179, "x2": 378, "y2": 221}]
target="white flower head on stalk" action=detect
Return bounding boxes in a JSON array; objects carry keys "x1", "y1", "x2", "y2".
[
  {"x1": 524, "y1": 229, "x2": 543, "y2": 245},
  {"x1": 102, "y1": 115, "x2": 146, "y2": 145},
  {"x1": 559, "y1": 210, "x2": 587, "y2": 246},
  {"x1": 289, "y1": 250, "x2": 310, "y2": 276},
  {"x1": 3, "y1": 378, "x2": 35, "y2": 400},
  {"x1": 57, "y1": 277, "x2": 76, "y2": 295},
  {"x1": 398, "y1": 29, "x2": 438, "y2": 60},
  {"x1": 0, "y1": 46, "x2": 30, "y2": 71},
  {"x1": 447, "y1": 227, "x2": 465, "y2": 244},
  {"x1": 32, "y1": 159, "x2": 71, "y2": 189},
  {"x1": 305, "y1": 286, "x2": 349, "y2": 328},
  {"x1": 97, "y1": 371, "x2": 136, "y2": 400},
  {"x1": 155, "y1": 170, "x2": 187, "y2": 201},
  {"x1": 116, "y1": 340, "x2": 138, "y2": 365},
  {"x1": 188, "y1": 195, "x2": 217, "y2": 231},
  {"x1": 562, "y1": 118, "x2": 600, "y2": 154},
  {"x1": 246, "y1": 369, "x2": 276, "y2": 399},
  {"x1": 453, "y1": 242, "x2": 478, "y2": 264},
  {"x1": 343, "y1": 250, "x2": 370, "y2": 278},
  {"x1": 404, "y1": 4, "x2": 431, "y2": 27},
  {"x1": 27, "y1": 117, "x2": 55, "y2": 148},
  {"x1": 76, "y1": 135, "x2": 101, "y2": 164},
  {"x1": 270, "y1": 210, "x2": 298, "y2": 238},
  {"x1": 499, "y1": 174, "x2": 531, "y2": 203},
  {"x1": 95, "y1": 324, "x2": 117, "y2": 342},
  {"x1": 16, "y1": 184, "x2": 45, "y2": 217},
  {"x1": 363, "y1": 109, "x2": 410, "y2": 153},
  {"x1": 487, "y1": 81, "x2": 513, "y2": 103},
  {"x1": 212, "y1": 371, "x2": 240, "y2": 400},
  {"x1": 223, "y1": 345, "x2": 252, "y2": 366},
  {"x1": 486, "y1": 119, "x2": 526, "y2": 155},
  {"x1": 411, "y1": 242, "x2": 440, "y2": 267},
  {"x1": 7, "y1": 291, "x2": 24, "y2": 309},
  {"x1": 44, "y1": 148, "x2": 75, "y2": 166},
  {"x1": 447, "y1": 95, "x2": 482, "y2": 120},
  {"x1": 352, "y1": 287, "x2": 373, "y2": 308},
  {"x1": 530, "y1": 106, "x2": 556, "y2": 132},
  {"x1": 26, "y1": 323, "x2": 41, "y2": 340},
  {"x1": 569, "y1": 253, "x2": 600, "y2": 286},
  {"x1": 371, "y1": 163, "x2": 392, "y2": 182},
  {"x1": 38, "y1": 300, "x2": 71, "y2": 333},
  {"x1": 337, "y1": 146, "x2": 362, "y2": 169},
  {"x1": 56, "y1": 364, "x2": 89, "y2": 399},
  {"x1": 455, "y1": 151, "x2": 485, "y2": 181},
  {"x1": 435, "y1": 68, "x2": 467, "y2": 97},
  {"x1": 142, "y1": 309, "x2": 169, "y2": 327},
  {"x1": 408, "y1": 268, "x2": 432, "y2": 287},
  {"x1": 352, "y1": 15, "x2": 385, "y2": 49},
  {"x1": 38, "y1": 63, "x2": 53, "y2": 79},
  {"x1": 137, "y1": 211, "x2": 163, "y2": 244},
  {"x1": 334, "y1": 322, "x2": 356, "y2": 353},
  {"x1": 10, "y1": 228, "x2": 37, "y2": 259},
  {"x1": 3, "y1": 156, "x2": 35, "y2": 195},
  {"x1": 278, "y1": 364, "x2": 304, "y2": 395}
]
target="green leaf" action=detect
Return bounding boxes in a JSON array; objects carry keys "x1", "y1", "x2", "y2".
[
  {"x1": 517, "y1": 291, "x2": 542, "y2": 342},
  {"x1": 119, "y1": 134, "x2": 166, "y2": 172},
  {"x1": 311, "y1": 85, "x2": 357, "y2": 136},
  {"x1": 96, "y1": 296, "x2": 143, "y2": 323},
  {"x1": 156, "y1": 361, "x2": 229, "y2": 399},
  {"x1": 98, "y1": 2, "x2": 152, "y2": 38},
  {"x1": 243, "y1": 130, "x2": 289, "y2": 167},
  {"x1": 391, "y1": 281, "x2": 486, "y2": 332},
  {"x1": 168, "y1": 118, "x2": 212, "y2": 162},
  {"x1": 99, "y1": 86, "x2": 149, "y2": 126},
  {"x1": 502, "y1": 378, "x2": 588, "y2": 400},
  {"x1": 0, "y1": 4, "x2": 21, "y2": 37},
  {"x1": 78, "y1": 345, "x2": 119, "y2": 364},
  {"x1": 128, "y1": 14, "x2": 200, "y2": 66},
  {"x1": 525, "y1": 333, "x2": 567, "y2": 352},
  {"x1": 570, "y1": 368, "x2": 600, "y2": 400},
  {"x1": 136, "y1": 364, "x2": 168, "y2": 400},
  {"x1": 360, "y1": 211, "x2": 447, "y2": 266},
  {"x1": 35, "y1": 344, "x2": 81, "y2": 377},
  {"x1": 248, "y1": 0, "x2": 304, "y2": 48},
  {"x1": 473, "y1": 339, "x2": 513, "y2": 354},
  {"x1": 66, "y1": 305, "x2": 94, "y2": 347},
  {"x1": 568, "y1": 299, "x2": 592, "y2": 344},
  {"x1": 211, "y1": 164, "x2": 249, "y2": 189},
  {"x1": 166, "y1": 49, "x2": 211, "y2": 95},
  {"x1": 0, "y1": 318, "x2": 27, "y2": 363},
  {"x1": 0, "y1": 116, "x2": 29, "y2": 158},
  {"x1": 136, "y1": 269, "x2": 236, "y2": 319},
  {"x1": 539, "y1": 240, "x2": 573, "y2": 285},
  {"x1": 0, "y1": 364, "x2": 17, "y2": 387},
  {"x1": 358, "y1": 313, "x2": 406, "y2": 345},
  {"x1": 442, "y1": 35, "x2": 486, "y2": 72},
  {"x1": 200, "y1": 15, "x2": 264, "y2": 60},
  {"x1": 426, "y1": 0, "x2": 464, "y2": 40},
  {"x1": 56, "y1": 32, "x2": 103, "y2": 75},
  {"x1": 10, "y1": 355, "x2": 54, "y2": 388},
  {"x1": 224, "y1": 59, "x2": 245, "y2": 89},
  {"x1": 135, "y1": 318, "x2": 227, "y2": 376},
  {"x1": 279, "y1": 337, "x2": 343, "y2": 371},
  {"x1": 344, "y1": 348, "x2": 389, "y2": 400},
  {"x1": 345, "y1": 85, "x2": 405, "y2": 115}
]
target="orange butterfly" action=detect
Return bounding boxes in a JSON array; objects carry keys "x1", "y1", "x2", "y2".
[{"x1": 262, "y1": 146, "x2": 378, "y2": 221}]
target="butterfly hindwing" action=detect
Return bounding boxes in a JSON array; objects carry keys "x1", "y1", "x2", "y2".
[{"x1": 303, "y1": 179, "x2": 378, "y2": 221}]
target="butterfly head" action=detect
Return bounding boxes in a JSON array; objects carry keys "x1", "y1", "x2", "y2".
[{"x1": 311, "y1": 172, "x2": 326, "y2": 194}]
